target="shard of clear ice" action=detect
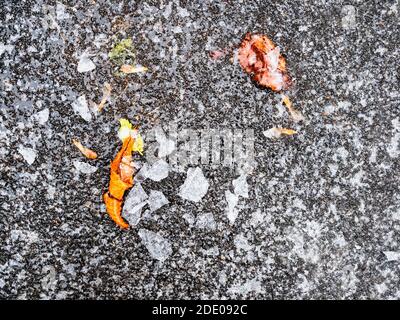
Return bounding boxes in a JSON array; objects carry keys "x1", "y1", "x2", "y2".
[
  {"x1": 232, "y1": 174, "x2": 249, "y2": 198},
  {"x1": 77, "y1": 54, "x2": 96, "y2": 73},
  {"x1": 144, "y1": 159, "x2": 169, "y2": 181},
  {"x1": 18, "y1": 145, "x2": 37, "y2": 165},
  {"x1": 147, "y1": 190, "x2": 169, "y2": 212},
  {"x1": 72, "y1": 95, "x2": 92, "y2": 122},
  {"x1": 179, "y1": 167, "x2": 209, "y2": 202},
  {"x1": 73, "y1": 160, "x2": 97, "y2": 174},
  {"x1": 122, "y1": 183, "x2": 148, "y2": 226},
  {"x1": 138, "y1": 229, "x2": 172, "y2": 262}
]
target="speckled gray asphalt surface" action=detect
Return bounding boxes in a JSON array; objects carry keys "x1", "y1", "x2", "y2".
[{"x1": 1, "y1": 0, "x2": 400, "y2": 299}]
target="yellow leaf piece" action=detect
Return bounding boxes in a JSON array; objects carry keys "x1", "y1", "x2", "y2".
[
  {"x1": 97, "y1": 82, "x2": 112, "y2": 112},
  {"x1": 118, "y1": 118, "x2": 133, "y2": 141},
  {"x1": 282, "y1": 95, "x2": 305, "y2": 123},
  {"x1": 263, "y1": 127, "x2": 297, "y2": 139},
  {"x1": 132, "y1": 132, "x2": 144, "y2": 155},
  {"x1": 120, "y1": 64, "x2": 148, "y2": 74},
  {"x1": 72, "y1": 139, "x2": 98, "y2": 159}
]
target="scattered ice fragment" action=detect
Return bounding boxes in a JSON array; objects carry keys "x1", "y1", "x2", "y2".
[
  {"x1": 0, "y1": 43, "x2": 14, "y2": 56},
  {"x1": 56, "y1": 2, "x2": 69, "y2": 20},
  {"x1": 234, "y1": 234, "x2": 252, "y2": 251},
  {"x1": 183, "y1": 213, "x2": 195, "y2": 225},
  {"x1": 122, "y1": 183, "x2": 148, "y2": 226},
  {"x1": 179, "y1": 167, "x2": 209, "y2": 202},
  {"x1": 195, "y1": 212, "x2": 216, "y2": 231},
  {"x1": 228, "y1": 278, "x2": 263, "y2": 295},
  {"x1": 18, "y1": 146, "x2": 37, "y2": 165},
  {"x1": 147, "y1": 190, "x2": 169, "y2": 212},
  {"x1": 144, "y1": 159, "x2": 169, "y2": 181},
  {"x1": 233, "y1": 174, "x2": 249, "y2": 198},
  {"x1": 77, "y1": 54, "x2": 96, "y2": 73},
  {"x1": 155, "y1": 127, "x2": 175, "y2": 157},
  {"x1": 73, "y1": 160, "x2": 97, "y2": 174},
  {"x1": 383, "y1": 251, "x2": 400, "y2": 262},
  {"x1": 72, "y1": 95, "x2": 92, "y2": 122},
  {"x1": 32, "y1": 108, "x2": 49, "y2": 125},
  {"x1": 138, "y1": 229, "x2": 172, "y2": 262},
  {"x1": 201, "y1": 246, "x2": 220, "y2": 256},
  {"x1": 225, "y1": 190, "x2": 239, "y2": 225}
]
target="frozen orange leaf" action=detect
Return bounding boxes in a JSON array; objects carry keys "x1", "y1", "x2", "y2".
[
  {"x1": 97, "y1": 82, "x2": 112, "y2": 112},
  {"x1": 72, "y1": 139, "x2": 98, "y2": 159},
  {"x1": 263, "y1": 127, "x2": 297, "y2": 139},
  {"x1": 120, "y1": 64, "x2": 148, "y2": 74},
  {"x1": 103, "y1": 119, "x2": 144, "y2": 229},
  {"x1": 238, "y1": 33, "x2": 291, "y2": 92},
  {"x1": 282, "y1": 95, "x2": 305, "y2": 122}
]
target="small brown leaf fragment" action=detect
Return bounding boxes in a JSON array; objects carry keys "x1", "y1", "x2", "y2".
[
  {"x1": 97, "y1": 82, "x2": 112, "y2": 112},
  {"x1": 263, "y1": 127, "x2": 297, "y2": 139},
  {"x1": 120, "y1": 64, "x2": 148, "y2": 74},
  {"x1": 282, "y1": 95, "x2": 305, "y2": 122},
  {"x1": 72, "y1": 139, "x2": 98, "y2": 159},
  {"x1": 238, "y1": 33, "x2": 291, "y2": 92}
]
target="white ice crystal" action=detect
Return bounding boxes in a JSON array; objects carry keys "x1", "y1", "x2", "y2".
[
  {"x1": 72, "y1": 95, "x2": 92, "y2": 122},
  {"x1": 179, "y1": 167, "x2": 209, "y2": 202},
  {"x1": 196, "y1": 212, "x2": 216, "y2": 231},
  {"x1": 143, "y1": 159, "x2": 169, "y2": 181},
  {"x1": 155, "y1": 127, "x2": 175, "y2": 158},
  {"x1": 147, "y1": 190, "x2": 169, "y2": 212},
  {"x1": 225, "y1": 190, "x2": 239, "y2": 225},
  {"x1": 77, "y1": 54, "x2": 96, "y2": 73},
  {"x1": 32, "y1": 108, "x2": 49, "y2": 125},
  {"x1": 383, "y1": 251, "x2": 400, "y2": 262},
  {"x1": 18, "y1": 145, "x2": 37, "y2": 165},
  {"x1": 138, "y1": 229, "x2": 172, "y2": 262},
  {"x1": 122, "y1": 183, "x2": 148, "y2": 226},
  {"x1": 73, "y1": 160, "x2": 97, "y2": 174},
  {"x1": 232, "y1": 174, "x2": 249, "y2": 198}
]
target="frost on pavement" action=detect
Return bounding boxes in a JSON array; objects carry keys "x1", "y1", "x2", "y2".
[
  {"x1": 122, "y1": 183, "x2": 148, "y2": 226},
  {"x1": 179, "y1": 167, "x2": 209, "y2": 202},
  {"x1": 138, "y1": 229, "x2": 172, "y2": 262},
  {"x1": 147, "y1": 190, "x2": 169, "y2": 212},
  {"x1": 143, "y1": 159, "x2": 169, "y2": 181},
  {"x1": 72, "y1": 95, "x2": 92, "y2": 122},
  {"x1": 233, "y1": 174, "x2": 249, "y2": 198},
  {"x1": 18, "y1": 145, "x2": 37, "y2": 165},
  {"x1": 73, "y1": 160, "x2": 97, "y2": 174},
  {"x1": 77, "y1": 53, "x2": 96, "y2": 73},
  {"x1": 225, "y1": 190, "x2": 239, "y2": 225}
]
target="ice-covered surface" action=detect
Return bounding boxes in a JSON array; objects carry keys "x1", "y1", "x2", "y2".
[{"x1": 1, "y1": 0, "x2": 400, "y2": 299}]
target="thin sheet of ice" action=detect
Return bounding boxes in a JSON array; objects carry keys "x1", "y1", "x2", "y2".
[
  {"x1": 72, "y1": 95, "x2": 92, "y2": 122},
  {"x1": 233, "y1": 174, "x2": 249, "y2": 198},
  {"x1": 179, "y1": 167, "x2": 209, "y2": 202},
  {"x1": 383, "y1": 251, "x2": 400, "y2": 262},
  {"x1": 18, "y1": 146, "x2": 37, "y2": 165},
  {"x1": 77, "y1": 54, "x2": 96, "y2": 73},
  {"x1": 32, "y1": 108, "x2": 49, "y2": 125},
  {"x1": 73, "y1": 160, "x2": 97, "y2": 174},
  {"x1": 122, "y1": 183, "x2": 148, "y2": 226},
  {"x1": 138, "y1": 229, "x2": 172, "y2": 262},
  {"x1": 147, "y1": 190, "x2": 169, "y2": 212},
  {"x1": 143, "y1": 159, "x2": 169, "y2": 181},
  {"x1": 155, "y1": 127, "x2": 175, "y2": 158},
  {"x1": 225, "y1": 190, "x2": 239, "y2": 225},
  {"x1": 195, "y1": 212, "x2": 216, "y2": 231}
]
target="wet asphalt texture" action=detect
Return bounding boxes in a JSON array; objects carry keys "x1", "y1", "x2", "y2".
[{"x1": 1, "y1": 0, "x2": 400, "y2": 299}]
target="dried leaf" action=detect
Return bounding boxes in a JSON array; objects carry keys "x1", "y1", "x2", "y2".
[
  {"x1": 282, "y1": 95, "x2": 305, "y2": 122},
  {"x1": 120, "y1": 64, "x2": 148, "y2": 74},
  {"x1": 238, "y1": 33, "x2": 291, "y2": 92},
  {"x1": 97, "y1": 82, "x2": 112, "y2": 112},
  {"x1": 72, "y1": 139, "x2": 98, "y2": 159},
  {"x1": 263, "y1": 127, "x2": 297, "y2": 139},
  {"x1": 108, "y1": 38, "x2": 135, "y2": 66}
]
